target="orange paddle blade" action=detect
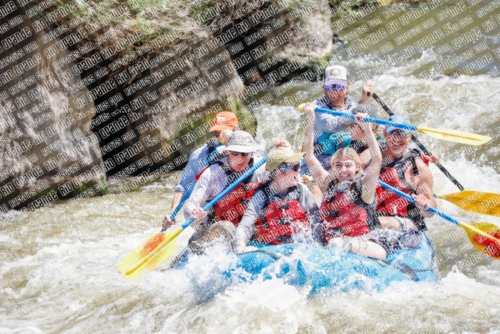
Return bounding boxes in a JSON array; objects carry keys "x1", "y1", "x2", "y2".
[{"x1": 118, "y1": 227, "x2": 183, "y2": 281}]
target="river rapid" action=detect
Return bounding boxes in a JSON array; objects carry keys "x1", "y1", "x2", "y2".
[{"x1": 2, "y1": 1, "x2": 500, "y2": 333}]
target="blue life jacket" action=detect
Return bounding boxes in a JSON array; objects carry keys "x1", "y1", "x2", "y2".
[{"x1": 317, "y1": 130, "x2": 352, "y2": 155}]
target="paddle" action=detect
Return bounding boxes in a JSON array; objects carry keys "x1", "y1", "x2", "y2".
[
  {"x1": 378, "y1": 181, "x2": 500, "y2": 260},
  {"x1": 372, "y1": 93, "x2": 465, "y2": 191},
  {"x1": 118, "y1": 156, "x2": 268, "y2": 281},
  {"x1": 298, "y1": 104, "x2": 491, "y2": 146},
  {"x1": 166, "y1": 181, "x2": 196, "y2": 228},
  {"x1": 435, "y1": 191, "x2": 500, "y2": 217}
]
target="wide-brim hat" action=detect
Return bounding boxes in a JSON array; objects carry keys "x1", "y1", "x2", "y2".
[
  {"x1": 216, "y1": 131, "x2": 261, "y2": 153},
  {"x1": 265, "y1": 146, "x2": 304, "y2": 172}
]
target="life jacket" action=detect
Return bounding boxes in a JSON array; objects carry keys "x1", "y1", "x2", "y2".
[
  {"x1": 194, "y1": 139, "x2": 226, "y2": 182},
  {"x1": 376, "y1": 148, "x2": 426, "y2": 230},
  {"x1": 316, "y1": 130, "x2": 352, "y2": 155},
  {"x1": 254, "y1": 183, "x2": 310, "y2": 245},
  {"x1": 209, "y1": 159, "x2": 262, "y2": 226},
  {"x1": 320, "y1": 177, "x2": 380, "y2": 242},
  {"x1": 206, "y1": 138, "x2": 225, "y2": 165}
]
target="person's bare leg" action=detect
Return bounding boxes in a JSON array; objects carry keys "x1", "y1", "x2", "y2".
[
  {"x1": 378, "y1": 216, "x2": 402, "y2": 230},
  {"x1": 348, "y1": 239, "x2": 387, "y2": 260}
]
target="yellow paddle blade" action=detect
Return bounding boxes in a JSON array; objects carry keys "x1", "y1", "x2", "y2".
[
  {"x1": 417, "y1": 127, "x2": 491, "y2": 146},
  {"x1": 436, "y1": 191, "x2": 500, "y2": 217},
  {"x1": 459, "y1": 222, "x2": 500, "y2": 260},
  {"x1": 118, "y1": 227, "x2": 183, "y2": 281}
]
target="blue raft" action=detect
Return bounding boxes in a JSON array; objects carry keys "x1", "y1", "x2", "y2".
[
  {"x1": 181, "y1": 233, "x2": 439, "y2": 300},
  {"x1": 235, "y1": 233, "x2": 439, "y2": 294}
]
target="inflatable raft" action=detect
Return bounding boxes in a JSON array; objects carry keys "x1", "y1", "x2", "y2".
[
  {"x1": 237, "y1": 233, "x2": 438, "y2": 293},
  {"x1": 181, "y1": 233, "x2": 439, "y2": 300}
]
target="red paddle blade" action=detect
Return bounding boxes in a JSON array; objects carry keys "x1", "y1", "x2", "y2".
[{"x1": 461, "y1": 222, "x2": 500, "y2": 260}]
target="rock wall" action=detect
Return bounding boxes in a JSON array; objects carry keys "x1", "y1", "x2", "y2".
[
  {"x1": 0, "y1": 0, "x2": 334, "y2": 211},
  {"x1": 0, "y1": 0, "x2": 106, "y2": 211}
]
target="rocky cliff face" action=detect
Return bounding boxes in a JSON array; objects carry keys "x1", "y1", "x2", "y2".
[
  {"x1": 0, "y1": 0, "x2": 106, "y2": 211},
  {"x1": 0, "y1": 0, "x2": 334, "y2": 211}
]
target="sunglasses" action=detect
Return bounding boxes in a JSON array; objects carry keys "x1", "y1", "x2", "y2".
[
  {"x1": 229, "y1": 151, "x2": 251, "y2": 157},
  {"x1": 279, "y1": 164, "x2": 300, "y2": 172},
  {"x1": 213, "y1": 132, "x2": 221, "y2": 138},
  {"x1": 325, "y1": 84, "x2": 346, "y2": 91},
  {"x1": 388, "y1": 130, "x2": 411, "y2": 138}
]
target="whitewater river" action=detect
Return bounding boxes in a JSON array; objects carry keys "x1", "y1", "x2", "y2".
[{"x1": 2, "y1": 1, "x2": 500, "y2": 333}]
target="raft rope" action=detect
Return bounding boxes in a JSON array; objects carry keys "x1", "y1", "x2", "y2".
[
  {"x1": 377, "y1": 246, "x2": 439, "y2": 281},
  {"x1": 240, "y1": 249, "x2": 282, "y2": 260}
]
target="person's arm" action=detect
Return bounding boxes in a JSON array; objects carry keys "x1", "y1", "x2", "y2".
[
  {"x1": 359, "y1": 115, "x2": 382, "y2": 204},
  {"x1": 413, "y1": 160, "x2": 436, "y2": 218},
  {"x1": 183, "y1": 166, "x2": 213, "y2": 221},
  {"x1": 234, "y1": 190, "x2": 266, "y2": 252},
  {"x1": 162, "y1": 191, "x2": 185, "y2": 229},
  {"x1": 357, "y1": 83, "x2": 374, "y2": 104},
  {"x1": 170, "y1": 191, "x2": 184, "y2": 211},
  {"x1": 303, "y1": 103, "x2": 331, "y2": 190}
]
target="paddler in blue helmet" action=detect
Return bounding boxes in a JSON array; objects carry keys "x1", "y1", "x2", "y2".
[
  {"x1": 373, "y1": 114, "x2": 437, "y2": 252},
  {"x1": 234, "y1": 140, "x2": 322, "y2": 253}
]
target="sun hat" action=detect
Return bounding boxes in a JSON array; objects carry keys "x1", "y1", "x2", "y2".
[
  {"x1": 209, "y1": 111, "x2": 239, "y2": 133},
  {"x1": 216, "y1": 131, "x2": 260, "y2": 153},
  {"x1": 324, "y1": 65, "x2": 348, "y2": 86},
  {"x1": 386, "y1": 114, "x2": 413, "y2": 136},
  {"x1": 265, "y1": 141, "x2": 304, "y2": 172}
]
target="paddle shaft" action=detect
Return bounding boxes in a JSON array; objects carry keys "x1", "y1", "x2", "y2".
[
  {"x1": 181, "y1": 157, "x2": 268, "y2": 230},
  {"x1": 169, "y1": 181, "x2": 195, "y2": 221},
  {"x1": 378, "y1": 180, "x2": 459, "y2": 225},
  {"x1": 161, "y1": 179, "x2": 199, "y2": 232},
  {"x1": 372, "y1": 93, "x2": 464, "y2": 191},
  {"x1": 312, "y1": 107, "x2": 418, "y2": 131}
]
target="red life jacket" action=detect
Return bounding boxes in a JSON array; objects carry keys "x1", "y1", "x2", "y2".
[
  {"x1": 376, "y1": 149, "x2": 426, "y2": 230},
  {"x1": 209, "y1": 159, "x2": 262, "y2": 226},
  {"x1": 254, "y1": 184, "x2": 310, "y2": 245},
  {"x1": 320, "y1": 177, "x2": 379, "y2": 242}
]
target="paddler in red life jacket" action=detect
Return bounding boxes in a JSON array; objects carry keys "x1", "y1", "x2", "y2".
[
  {"x1": 162, "y1": 111, "x2": 238, "y2": 230},
  {"x1": 183, "y1": 131, "x2": 268, "y2": 252},
  {"x1": 234, "y1": 141, "x2": 322, "y2": 253},
  {"x1": 373, "y1": 114, "x2": 436, "y2": 251},
  {"x1": 303, "y1": 102, "x2": 387, "y2": 260}
]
